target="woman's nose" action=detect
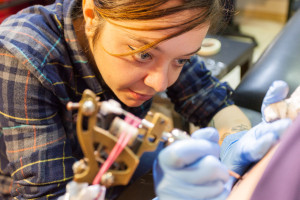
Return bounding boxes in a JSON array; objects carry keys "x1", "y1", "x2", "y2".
[{"x1": 144, "y1": 66, "x2": 169, "y2": 93}]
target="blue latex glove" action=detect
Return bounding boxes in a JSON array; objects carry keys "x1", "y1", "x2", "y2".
[
  {"x1": 220, "y1": 118, "x2": 292, "y2": 175},
  {"x1": 261, "y1": 80, "x2": 289, "y2": 121},
  {"x1": 153, "y1": 128, "x2": 232, "y2": 200}
]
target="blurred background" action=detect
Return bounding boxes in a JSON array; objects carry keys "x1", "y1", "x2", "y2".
[{"x1": 0, "y1": 0, "x2": 55, "y2": 23}]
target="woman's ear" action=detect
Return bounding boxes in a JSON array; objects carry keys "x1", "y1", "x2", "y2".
[{"x1": 82, "y1": 0, "x2": 96, "y2": 37}]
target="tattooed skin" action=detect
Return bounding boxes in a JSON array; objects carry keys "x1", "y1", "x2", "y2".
[
  {"x1": 231, "y1": 124, "x2": 250, "y2": 133},
  {"x1": 219, "y1": 124, "x2": 250, "y2": 142}
]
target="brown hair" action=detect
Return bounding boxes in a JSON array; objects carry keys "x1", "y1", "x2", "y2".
[{"x1": 90, "y1": 0, "x2": 227, "y2": 56}]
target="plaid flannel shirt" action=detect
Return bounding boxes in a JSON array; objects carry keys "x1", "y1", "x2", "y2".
[{"x1": 0, "y1": 0, "x2": 233, "y2": 199}]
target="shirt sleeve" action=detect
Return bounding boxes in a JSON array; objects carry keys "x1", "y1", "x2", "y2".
[
  {"x1": 167, "y1": 55, "x2": 234, "y2": 127},
  {"x1": 0, "y1": 49, "x2": 76, "y2": 199}
]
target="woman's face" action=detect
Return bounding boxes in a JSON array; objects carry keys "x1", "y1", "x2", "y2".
[{"x1": 84, "y1": 3, "x2": 209, "y2": 107}]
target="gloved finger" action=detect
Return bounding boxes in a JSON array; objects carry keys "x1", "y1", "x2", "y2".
[
  {"x1": 153, "y1": 159, "x2": 164, "y2": 188},
  {"x1": 210, "y1": 189, "x2": 231, "y2": 200},
  {"x1": 158, "y1": 179, "x2": 226, "y2": 200},
  {"x1": 263, "y1": 100, "x2": 289, "y2": 122},
  {"x1": 244, "y1": 132, "x2": 277, "y2": 162},
  {"x1": 223, "y1": 177, "x2": 236, "y2": 192},
  {"x1": 263, "y1": 80, "x2": 289, "y2": 105},
  {"x1": 262, "y1": 80, "x2": 289, "y2": 114},
  {"x1": 191, "y1": 127, "x2": 219, "y2": 143},
  {"x1": 209, "y1": 179, "x2": 233, "y2": 200},
  {"x1": 253, "y1": 119, "x2": 292, "y2": 139},
  {"x1": 159, "y1": 139, "x2": 220, "y2": 169},
  {"x1": 161, "y1": 155, "x2": 229, "y2": 185}
]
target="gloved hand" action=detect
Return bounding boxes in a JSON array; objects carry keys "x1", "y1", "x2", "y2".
[
  {"x1": 261, "y1": 80, "x2": 289, "y2": 121},
  {"x1": 153, "y1": 127, "x2": 232, "y2": 200},
  {"x1": 220, "y1": 118, "x2": 291, "y2": 175}
]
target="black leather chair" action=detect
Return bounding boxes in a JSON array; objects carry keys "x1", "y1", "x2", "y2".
[{"x1": 232, "y1": 9, "x2": 300, "y2": 125}]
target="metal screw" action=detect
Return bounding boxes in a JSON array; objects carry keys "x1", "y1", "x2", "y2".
[
  {"x1": 82, "y1": 100, "x2": 95, "y2": 116},
  {"x1": 72, "y1": 160, "x2": 87, "y2": 174},
  {"x1": 101, "y1": 172, "x2": 114, "y2": 187}
]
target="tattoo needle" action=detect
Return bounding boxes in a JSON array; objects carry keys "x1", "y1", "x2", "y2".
[{"x1": 229, "y1": 170, "x2": 242, "y2": 180}]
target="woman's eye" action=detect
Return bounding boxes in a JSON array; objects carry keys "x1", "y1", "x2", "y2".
[
  {"x1": 175, "y1": 58, "x2": 191, "y2": 66},
  {"x1": 128, "y1": 45, "x2": 152, "y2": 63},
  {"x1": 134, "y1": 52, "x2": 152, "y2": 62}
]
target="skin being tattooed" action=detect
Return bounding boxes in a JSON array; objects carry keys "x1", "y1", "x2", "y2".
[{"x1": 220, "y1": 124, "x2": 250, "y2": 142}]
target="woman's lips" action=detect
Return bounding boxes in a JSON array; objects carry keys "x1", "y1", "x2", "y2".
[{"x1": 128, "y1": 89, "x2": 153, "y2": 101}]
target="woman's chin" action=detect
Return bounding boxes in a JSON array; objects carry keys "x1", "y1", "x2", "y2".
[
  {"x1": 115, "y1": 91, "x2": 151, "y2": 107},
  {"x1": 122, "y1": 99, "x2": 145, "y2": 107}
]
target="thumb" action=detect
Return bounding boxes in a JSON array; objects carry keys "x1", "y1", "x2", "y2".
[
  {"x1": 262, "y1": 80, "x2": 289, "y2": 110},
  {"x1": 262, "y1": 80, "x2": 289, "y2": 121}
]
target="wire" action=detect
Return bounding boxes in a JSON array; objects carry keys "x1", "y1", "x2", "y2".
[{"x1": 92, "y1": 114, "x2": 140, "y2": 185}]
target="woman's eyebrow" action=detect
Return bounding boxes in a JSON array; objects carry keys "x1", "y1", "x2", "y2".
[
  {"x1": 126, "y1": 33, "x2": 201, "y2": 56},
  {"x1": 126, "y1": 34, "x2": 162, "y2": 51},
  {"x1": 183, "y1": 47, "x2": 201, "y2": 56}
]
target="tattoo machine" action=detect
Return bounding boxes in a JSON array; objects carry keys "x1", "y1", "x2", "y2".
[{"x1": 60, "y1": 89, "x2": 189, "y2": 199}]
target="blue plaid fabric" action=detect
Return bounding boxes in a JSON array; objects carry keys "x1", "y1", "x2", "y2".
[{"x1": 0, "y1": 0, "x2": 233, "y2": 199}]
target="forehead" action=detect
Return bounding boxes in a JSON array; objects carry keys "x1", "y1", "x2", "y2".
[
  {"x1": 100, "y1": 18, "x2": 209, "y2": 58},
  {"x1": 114, "y1": 7, "x2": 203, "y2": 28},
  {"x1": 102, "y1": 20, "x2": 209, "y2": 50},
  {"x1": 103, "y1": 7, "x2": 209, "y2": 40}
]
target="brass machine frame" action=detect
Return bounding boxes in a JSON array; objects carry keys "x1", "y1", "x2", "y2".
[{"x1": 67, "y1": 89, "x2": 172, "y2": 186}]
